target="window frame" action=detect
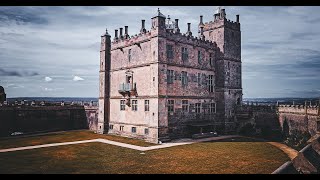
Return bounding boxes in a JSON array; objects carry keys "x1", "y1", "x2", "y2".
[
  {"x1": 181, "y1": 47, "x2": 188, "y2": 62},
  {"x1": 120, "y1": 100, "x2": 126, "y2": 111},
  {"x1": 167, "y1": 70, "x2": 174, "y2": 84},
  {"x1": 168, "y1": 100, "x2": 174, "y2": 113},
  {"x1": 166, "y1": 44, "x2": 174, "y2": 60},
  {"x1": 132, "y1": 100, "x2": 138, "y2": 111},
  {"x1": 181, "y1": 71, "x2": 188, "y2": 86},
  {"x1": 195, "y1": 103, "x2": 201, "y2": 114},
  {"x1": 210, "y1": 103, "x2": 216, "y2": 114},
  {"x1": 145, "y1": 128, "x2": 149, "y2": 135},
  {"x1": 132, "y1": 127, "x2": 136, "y2": 133},
  {"x1": 198, "y1": 50, "x2": 202, "y2": 64},
  {"x1": 208, "y1": 75, "x2": 214, "y2": 93},
  {"x1": 145, "y1": 100, "x2": 150, "y2": 111},
  {"x1": 128, "y1": 49, "x2": 132, "y2": 62},
  {"x1": 182, "y1": 100, "x2": 189, "y2": 112}
]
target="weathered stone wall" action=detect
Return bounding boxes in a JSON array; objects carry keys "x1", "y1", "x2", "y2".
[
  {"x1": 0, "y1": 106, "x2": 88, "y2": 137},
  {"x1": 84, "y1": 106, "x2": 99, "y2": 131},
  {"x1": 278, "y1": 105, "x2": 319, "y2": 136}
]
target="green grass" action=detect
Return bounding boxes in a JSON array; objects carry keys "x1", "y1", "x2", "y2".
[
  {"x1": 0, "y1": 130, "x2": 154, "y2": 149},
  {"x1": 0, "y1": 138, "x2": 290, "y2": 174}
]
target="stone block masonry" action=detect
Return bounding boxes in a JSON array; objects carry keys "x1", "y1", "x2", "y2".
[{"x1": 99, "y1": 8, "x2": 242, "y2": 143}]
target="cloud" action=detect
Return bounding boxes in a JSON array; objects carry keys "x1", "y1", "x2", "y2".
[
  {"x1": 6, "y1": 84, "x2": 24, "y2": 89},
  {"x1": 0, "y1": 68, "x2": 39, "y2": 77},
  {"x1": 73, "y1": 76, "x2": 84, "y2": 81},
  {"x1": 1, "y1": 6, "x2": 320, "y2": 98},
  {"x1": 44, "y1": 76, "x2": 53, "y2": 82}
]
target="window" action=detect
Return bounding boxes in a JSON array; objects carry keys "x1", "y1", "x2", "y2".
[
  {"x1": 209, "y1": 53, "x2": 214, "y2": 67},
  {"x1": 168, "y1": 100, "x2": 174, "y2": 113},
  {"x1": 145, "y1": 128, "x2": 149, "y2": 135},
  {"x1": 208, "y1": 75, "x2": 214, "y2": 92},
  {"x1": 181, "y1": 47, "x2": 188, "y2": 62},
  {"x1": 317, "y1": 121, "x2": 320, "y2": 132},
  {"x1": 198, "y1": 50, "x2": 202, "y2": 64},
  {"x1": 120, "y1": 126, "x2": 124, "y2": 131},
  {"x1": 128, "y1": 49, "x2": 132, "y2": 62},
  {"x1": 197, "y1": 73, "x2": 201, "y2": 87},
  {"x1": 145, "y1": 100, "x2": 149, "y2": 111},
  {"x1": 167, "y1": 70, "x2": 174, "y2": 84},
  {"x1": 132, "y1": 127, "x2": 136, "y2": 133},
  {"x1": 210, "y1": 103, "x2": 216, "y2": 114},
  {"x1": 227, "y1": 62, "x2": 230, "y2": 69},
  {"x1": 229, "y1": 90, "x2": 231, "y2": 95},
  {"x1": 195, "y1": 103, "x2": 201, "y2": 114},
  {"x1": 182, "y1": 100, "x2": 188, "y2": 112},
  {"x1": 132, "y1": 100, "x2": 138, "y2": 111},
  {"x1": 181, "y1": 71, "x2": 188, "y2": 86},
  {"x1": 120, "y1": 100, "x2": 125, "y2": 110},
  {"x1": 109, "y1": 124, "x2": 113, "y2": 130},
  {"x1": 166, "y1": 44, "x2": 174, "y2": 59}
]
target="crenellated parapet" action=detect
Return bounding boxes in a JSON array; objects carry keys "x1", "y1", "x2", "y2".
[
  {"x1": 278, "y1": 105, "x2": 319, "y2": 116},
  {"x1": 160, "y1": 30, "x2": 218, "y2": 50},
  {"x1": 111, "y1": 30, "x2": 153, "y2": 51},
  {"x1": 203, "y1": 18, "x2": 240, "y2": 32}
]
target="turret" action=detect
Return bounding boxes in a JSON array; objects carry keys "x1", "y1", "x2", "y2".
[
  {"x1": 98, "y1": 28, "x2": 111, "y2": 134},
  {"x1": 151, "y1": 8, "x2": 166, "y2": 32}
]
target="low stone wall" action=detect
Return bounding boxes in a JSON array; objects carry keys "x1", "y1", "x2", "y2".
[{"x1": 0, "y1": 105, "x2": 97, "y2": 137}]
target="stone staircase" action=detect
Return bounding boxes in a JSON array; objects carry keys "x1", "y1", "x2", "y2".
[{"x1": 273, "y1": 134, "x2": 320, "y2": 174}]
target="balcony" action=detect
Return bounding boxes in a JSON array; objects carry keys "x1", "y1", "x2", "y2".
[
  {"x1": 118, "y1": 83, "x2": 137, "y2": 97},
  {"x1": 119, "y1": 83, "x2": 131, "y2": 92}
]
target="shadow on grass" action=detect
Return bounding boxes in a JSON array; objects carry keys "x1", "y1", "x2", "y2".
[{"x1": 203, "y1": 137, "x2": 267, "y2": 143}]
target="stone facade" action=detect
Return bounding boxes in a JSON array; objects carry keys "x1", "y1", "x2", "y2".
[
  {"x1": 98, "y1": 8, "x2": 242, "y2": 143},
  {"x1": 278, "y1": 104, "x2": 320, "y2": 137}
]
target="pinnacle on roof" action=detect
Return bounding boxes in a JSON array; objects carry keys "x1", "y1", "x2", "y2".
[{"x1": 153, "y1": 8, "x2": 166, "y2": 18}]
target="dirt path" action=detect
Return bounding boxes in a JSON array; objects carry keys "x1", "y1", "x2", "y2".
[
  {"x1": 0, "y1": 135, "x2": 240, "y2": 153},
  {"x1": 267, "y1": 142, "x2": 298, "y2": 160}
]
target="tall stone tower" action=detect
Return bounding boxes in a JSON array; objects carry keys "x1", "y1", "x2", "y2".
[
  {"x1": 97, "y1": 29, "x2": 111, "y2": 134},
  {"x1": 201, "y1": 8, "x2": 242, "y2": 132}
]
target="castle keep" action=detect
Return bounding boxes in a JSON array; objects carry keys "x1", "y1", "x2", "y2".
[{"x1": 98, "y1": 8, "x2": 242, "y2": 143}]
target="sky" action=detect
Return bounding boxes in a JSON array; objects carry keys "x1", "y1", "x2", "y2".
[{"x1": 0, "y1": 6, "x2": 320, "y2": 98}]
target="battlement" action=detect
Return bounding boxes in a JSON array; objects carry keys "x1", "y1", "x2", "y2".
[
  {"x1": 111, "y1": 30, "x2": 154, "y2": 51},
  {"x1": 203, "y1": 18, "x2": 240, "y2": 32},
  {"x1": 278, "y1": 105, "x2": 319, "y2": 116},
  {"x1": 110, "y1": 8, "x2": 222, "y2": 51}
]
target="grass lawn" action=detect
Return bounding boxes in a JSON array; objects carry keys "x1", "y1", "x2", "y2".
[
  {"x1": 0, "y1": 130, "x2": 154, "y2": 149},
  {"x1": 0, "y1": 137, "x2": 290, "y2": 174}
]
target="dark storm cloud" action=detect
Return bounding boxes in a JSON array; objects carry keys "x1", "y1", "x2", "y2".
[
  {"x1": 0, "y1": 7, "x2": 48, "y2": 25},
  {"x1": 0, "y1": 68, "x2": 39, "y2": 77}
]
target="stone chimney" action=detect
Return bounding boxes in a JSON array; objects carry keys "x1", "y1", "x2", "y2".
[
  {"x1": 199, "y1": 15, "x2": 204, "y2": 26},
  {"x1": 124, "y1": 26, "x2": 129, "y2": 39},
  {"x1": 186, "y1": 23, "x2": 192, "y2": 36},
  {"x1": 221, "y1": 9, "x2": 226, "y2": 18},
  {"x1": 119, "y1": 28, "x2": 123, "y2": 39},
  {"x1": 140, "y1": 20, "x2": 146, "y2": 33},
  {"x1": 114, "y1": 29, "x2": 118, "y2": 41},
  {"x1": 174, "y1": 19, "x2": 180, "y2": 33},
  {"x1": 200, "y1": 26, "x2": 205, "y2": 40}
]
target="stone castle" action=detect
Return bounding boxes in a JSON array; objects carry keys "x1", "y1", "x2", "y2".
[{"x1": 98, "y1": 8, "x2": 242, "y2": 143}]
